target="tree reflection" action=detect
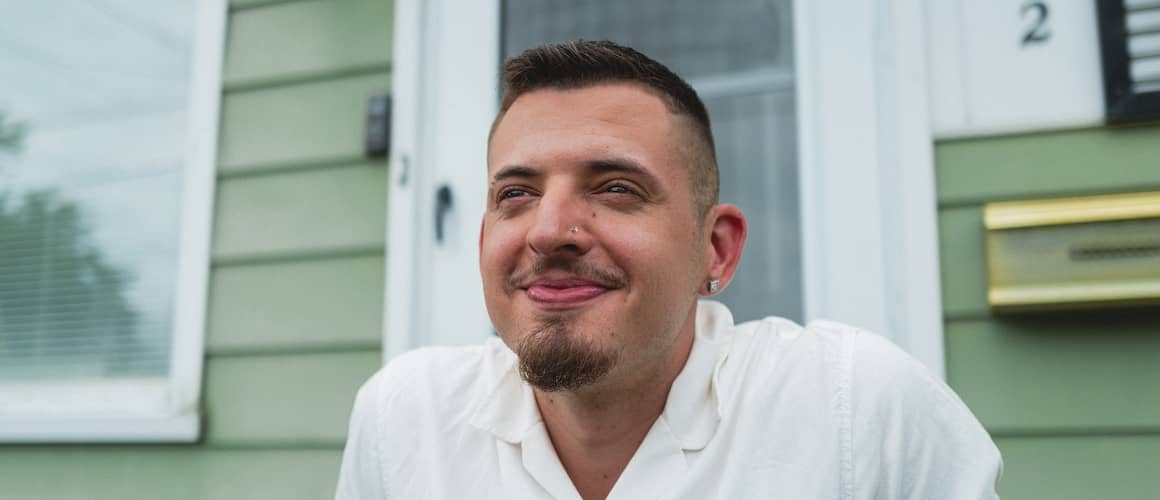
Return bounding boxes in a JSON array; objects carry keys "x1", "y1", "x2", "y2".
[
  {"x1": 0, "y1": 111, "x2": 146, "y2": 379},
  {"x1": 0, "y1": 112, "x2": 27, "y2": 153}
]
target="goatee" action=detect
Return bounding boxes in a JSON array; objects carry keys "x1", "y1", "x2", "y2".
[{"x1": 516, "y1": 318, "x2": 618, "y2": 392}]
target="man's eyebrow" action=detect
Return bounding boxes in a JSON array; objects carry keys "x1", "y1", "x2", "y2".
[
  {"x1": 587, "y1": 158, "x2": 660, "y2": 186},
  {"x1": 491, "y1": 158, "x2": 661, "y2": 185},
  {"x1": 491, "y1": 165, "x2": 540, "y2": 184}
]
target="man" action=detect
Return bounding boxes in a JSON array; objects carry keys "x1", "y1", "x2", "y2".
[{"x1": 337, "y1": 40, "x2": 1002, "y2": 499}]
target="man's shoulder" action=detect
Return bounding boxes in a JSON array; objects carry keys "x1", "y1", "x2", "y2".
[
  {"x1": 786, "y1": 318, "x2": 956, "y2": 407},
  {"x1": 806, "y1": 318, "x2": 928, "y2": 382},
  {"x1": 354, "y1": 339, "x2": 514, "y2": 420},
  {"x1": 809, "y1": 320, "x2": 964, "y2": 415},
  {"x1": 728, "y1": 316, "x2": 1000, "y2": 488},
  {"x1": 804, "y1": 320, "x2": 1001, "y2": 485},
  {"x1": 720, "y1": 315, "x2": 891, "y2": 374},
  {"x1": 737, "y1": 315, "x2": 923, "y2": 373},
  {"x1": 721, "y1": 315, "x2": 950, "y2": 407}
]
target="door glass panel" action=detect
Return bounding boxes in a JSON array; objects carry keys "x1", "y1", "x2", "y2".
[
  {"x1": 0, "y1": 1, "x2": 194, "y2": 379},
  {"x1": 502, "y1": 0, "x2": 801, "y2": 322}
]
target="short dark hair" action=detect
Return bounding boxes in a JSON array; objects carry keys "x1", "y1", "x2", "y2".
[{"x1": 490, "y1": 40, "x2": 719, "y2": 217}]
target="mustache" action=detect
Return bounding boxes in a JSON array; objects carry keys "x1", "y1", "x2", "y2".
[{"x1": 507, "y1": 255, "x2": 629, "y2": 290}]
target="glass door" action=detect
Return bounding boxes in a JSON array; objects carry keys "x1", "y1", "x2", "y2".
[{"x1": 387, "y1": 0, "x2": 946, "y2": 374}]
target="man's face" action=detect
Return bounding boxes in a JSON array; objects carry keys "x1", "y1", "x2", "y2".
[{"x1": 481, "y1": 83, "x2": 706, "y2": 392}]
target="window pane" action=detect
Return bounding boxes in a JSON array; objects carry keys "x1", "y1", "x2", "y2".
[
  {"x1": 503, "y1": 0, "x2": 793, "y2": 78},
  {"x1": 502, "y1": 0, "x2": 802, "y2": 322},
  {"x1": 0, "y1": 1, "x2": 194, "y2": 379},
  {"x1": 706, "y1": 89, "x2": 801, "y2": 322}
]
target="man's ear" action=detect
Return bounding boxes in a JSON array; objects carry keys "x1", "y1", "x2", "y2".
[{"x1": 702, "y1": 204, "x2": 747, "y2": 295}]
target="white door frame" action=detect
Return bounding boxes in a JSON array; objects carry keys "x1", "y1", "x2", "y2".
[
  {"x1": 794, "y1": 0, "x2": 945, "y2": 376},
  {"x1": 386, "y1": 0, "x2": 947, "y2": 377},
  {"x1": 384, "y1": 0, "x2": 499, "y2": 360}
]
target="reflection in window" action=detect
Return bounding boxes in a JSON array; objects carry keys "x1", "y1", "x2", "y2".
[{"x1": 0, "y1": 1, "x2": 194, "y2": 379}]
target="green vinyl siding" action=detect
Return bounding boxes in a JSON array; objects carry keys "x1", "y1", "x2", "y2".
[
  {"x1": 217, "y1": 72, "x2": 390, "y2": 173},
  {"x1": 230, "y1": 0, "x2": 309, "y2": 11},
  {"x1": 937, "y1": 206, "x2": 988, "y2": 319},
  {"x1": 994, "y1": 434, "x2": 1160, "y2": 500},
  {"x1": 935, "y1": 124, "x2": 1160, "y2": 499},
  {"x1": 212, "y1": 162, "x2": 387, "y2": 260},
  {"x1": 936, "y1": 126, "x2": 1160, "y2": 207},
  {"x1": 947, "y1": 318, "x2": 1160, "y2": 433},
  {"x1": 0, "y1": 0, "x2": 392, "y2": 498},
  {"x1": 200, "y1": 0, "x2": 391, "y2": 495},
  {"x1": 207, "y1": 255, "x2": 384, "y2": 353},
  {"x1": 204, "y1": 351, "x2": 381, "y2": 445},
  {"x1": 0, "y1": 448, "x2": 343, "y2": 500},
  {"x1": 224, "y1": 0, "x2": 392, "y2": 88}
]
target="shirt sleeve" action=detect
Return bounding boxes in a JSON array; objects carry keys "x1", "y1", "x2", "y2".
[
  {"x1": 848, "y1": 330, "x2": 1004, "y2": 500},
  {"x1": 335, "y1": 372, "x2": 389, "y2": 500}
]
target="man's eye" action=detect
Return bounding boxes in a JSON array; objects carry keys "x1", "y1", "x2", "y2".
[
  {"x1": 604, "y1": 184, "x2": 637, "y2": 196},
  {"x1": 500, "y1": 188, "x2": 529, "y2": 200}
]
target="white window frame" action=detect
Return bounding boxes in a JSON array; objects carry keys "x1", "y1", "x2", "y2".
[
  {"x1": 0, "y1": 0, "x2": 225, "y2": 442},
  {"x1": 386, "y1": 0, "x2": 946, "y2": 377}
]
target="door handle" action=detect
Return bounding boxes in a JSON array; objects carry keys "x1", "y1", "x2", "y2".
[{"x1": 434, "y1": 184, "x2": 454, "y2": 244}]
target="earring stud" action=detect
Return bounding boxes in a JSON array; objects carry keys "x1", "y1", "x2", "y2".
[{"x1": 708, "y1": 279, "x2": 720, "y2": 294}]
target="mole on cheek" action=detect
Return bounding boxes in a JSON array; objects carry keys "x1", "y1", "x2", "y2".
[{"x1": 591, "y1": 211, "x2": 596, "y2": 218}]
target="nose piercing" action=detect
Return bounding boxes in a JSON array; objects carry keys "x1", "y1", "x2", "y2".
[
  {"x1": 569, "y1": 226, "x2": 580, "y2": 234},
  {"x1": 707, "y1": 279, "x2": 720, "y2": 294}
]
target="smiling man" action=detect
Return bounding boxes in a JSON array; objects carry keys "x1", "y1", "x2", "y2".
[{"x1": 336, "y1": 41, "x2": 1002, "y2": 500}]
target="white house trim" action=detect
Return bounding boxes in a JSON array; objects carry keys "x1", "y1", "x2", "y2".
[
  {"x1": 0, "y1": 416, "x2": 199, "y2": 444},
  {"x1": 795, "y1": 0, "x2": 945, "y2": 376},
  {"x1": 383, "y1": 0, "x2": 424, "y2": 361}
]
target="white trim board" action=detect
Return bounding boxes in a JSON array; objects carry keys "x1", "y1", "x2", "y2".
[
  {"x1": 924, "y1": 0, "x2": 1105, "y2": 139},
  {"x1": 795, "y1": 0, "x2": 945, "y2": 376},
  {"x1": 0, "y1": 416, "x2": 198, "y2": 443},
  {"x1": 383, "y1": 0, "x2": 424, "y2": 361},
  {"x1": 167, "y1": 0, "x2": 226, "y2": 439},
  {"x1": 384, "y1": 0, "x2": 500, "y2": 361}
]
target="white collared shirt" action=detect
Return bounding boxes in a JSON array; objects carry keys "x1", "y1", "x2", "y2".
[{"x1": 336, "y1": 301, "x2": 1002, "y2": 499}]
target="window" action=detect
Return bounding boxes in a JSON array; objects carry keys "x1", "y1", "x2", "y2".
[{"x1": 0, "y1": 0, "x2": 224, "y2": 442}]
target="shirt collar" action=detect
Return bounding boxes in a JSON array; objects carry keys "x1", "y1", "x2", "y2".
[
  {"x1": 468, "y1": 301, "x2": 733, "y2": 450},
  {"x1": 662, "y1": 300, "x2": 731, "y2": 450},
  {"x1": 468, "y1": 339, "x2": 542, "y2": 444}
]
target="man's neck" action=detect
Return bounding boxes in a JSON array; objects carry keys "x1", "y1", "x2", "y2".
[{"x1": 533, "y1": 329, "x2": 695, "y2": 500}]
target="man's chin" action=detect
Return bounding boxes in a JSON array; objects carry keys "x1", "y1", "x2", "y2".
[
  {"x1": 518, "y1": 356, "x2": 614, "y2": 393},
  {"x1": 515, "y1": 320, "x2": 618, "y2": 392}
]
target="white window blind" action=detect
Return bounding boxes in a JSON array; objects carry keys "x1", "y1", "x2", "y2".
[
  {"x1": 0, "y1": 190, "x2": 174, "y2": 380},
  {"x1": 0, "y1": 0, "x2": 222, "y2": 441},
  {"x1": 1099, "y1": 0, "x2": 1160, "y2": 123},
  {"x1": 1127, "y1": 2, "x2": 1160, "y2": 92}
]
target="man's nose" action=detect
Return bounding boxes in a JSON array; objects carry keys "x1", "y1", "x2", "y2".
[{"x1": 526, "y1": 191, "x2": 593, "y2": 256}]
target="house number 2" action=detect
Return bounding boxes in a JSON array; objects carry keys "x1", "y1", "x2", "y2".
[{"x1": 1021, "y1": 1, "x2": 1051, "y2": 46}]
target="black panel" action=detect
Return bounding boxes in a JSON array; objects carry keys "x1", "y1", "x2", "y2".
[{"x1": 1096, "y1": 0, "x2": 1160, "y2": 124}]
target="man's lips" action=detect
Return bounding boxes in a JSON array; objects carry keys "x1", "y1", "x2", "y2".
[{"x1": 524, "y1": 279, "x2": 611, "y2": 306}]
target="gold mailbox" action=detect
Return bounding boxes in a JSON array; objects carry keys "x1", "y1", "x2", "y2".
[{"x1": 984, "y1": 191, "x2": 1160, "y2": 313}]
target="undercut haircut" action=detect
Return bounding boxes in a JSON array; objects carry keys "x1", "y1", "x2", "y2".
[{"x1": 490, "y1": 40, "x2": 719, "y2": 217}]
